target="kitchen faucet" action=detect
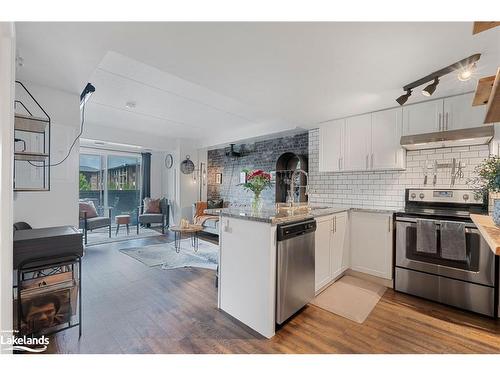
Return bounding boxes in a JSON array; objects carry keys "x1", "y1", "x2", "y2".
[{"x1": 288, "y1": 169, "x2": 309, "y2": 204}]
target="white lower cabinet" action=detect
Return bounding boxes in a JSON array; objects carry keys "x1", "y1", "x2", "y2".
[
  {"x1": 314, "y1": 215, "x2": 333, "y2": 292},
  {"x1": 331, "y1": 212, "x2": 349, "y2": 279},
  {"x1": 350, "y1": 211, "x2": 393, "y2": 280},
  {"x1": 314, "y1": 212, "x2": 349, "y2": 293}
]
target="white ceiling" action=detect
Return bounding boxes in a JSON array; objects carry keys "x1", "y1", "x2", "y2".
[{"x1": 15, "y1": 22, "x2": 500, "y2": 146}]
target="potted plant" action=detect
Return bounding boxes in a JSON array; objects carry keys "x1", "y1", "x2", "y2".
[
  {"x1": 239, "y1": 169, "x2": 272, "y2": 212},
  {"x1": 467, "y1": 155, "x2": 500, "y2": 225}
]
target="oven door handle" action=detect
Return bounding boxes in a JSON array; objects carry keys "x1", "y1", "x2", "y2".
[{"x1": 395, "y1": 218, "x2": 478, "y2": 230}]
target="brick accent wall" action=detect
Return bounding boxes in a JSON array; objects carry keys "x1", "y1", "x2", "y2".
[
  {"x1": 207, "y1": 133, "x2": 309, "y2": 207},
  {"x1": 308, "y1": 129, "x2": 490, "y2": 209}
]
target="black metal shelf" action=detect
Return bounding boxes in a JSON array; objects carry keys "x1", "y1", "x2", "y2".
[
  {"x1": 14, "y1": 81, "x2": 51, "y2": 191},
  {"x1": 14, "y1": 253, "x2": 82, "y2": 340}
]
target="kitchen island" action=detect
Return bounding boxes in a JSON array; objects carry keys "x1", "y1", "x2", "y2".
[{"x1": 210, "y1": 205, "x2": 350, "y2": 338}]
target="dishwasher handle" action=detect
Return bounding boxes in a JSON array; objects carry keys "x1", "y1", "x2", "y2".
[{"x1": 277, "y1": 219, "x2": 316, "y2": 241}]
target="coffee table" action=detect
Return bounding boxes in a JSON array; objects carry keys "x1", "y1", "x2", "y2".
[{"x1": 170, "y1": 225, "x2": 204, "y2": 253}]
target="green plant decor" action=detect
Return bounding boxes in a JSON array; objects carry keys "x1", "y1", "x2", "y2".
[{"x1": 467, "y1": 155, "x2": 500, "y2": 199}]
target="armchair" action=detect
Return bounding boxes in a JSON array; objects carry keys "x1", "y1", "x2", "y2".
[
  {"x1": 79, "y1": 202, "x2": 112, "y2": 245},
  {"x1": 137, "y1": 198, "x2": 169, "y2": 234}
]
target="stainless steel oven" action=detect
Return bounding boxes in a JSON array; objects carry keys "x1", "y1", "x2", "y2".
[{"x1": 394, "y1": 188, "x2": 498, "y2": 317}]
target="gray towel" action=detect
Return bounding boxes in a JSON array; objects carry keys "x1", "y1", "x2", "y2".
[
  {"x1": 416, "y1": 219, "x2": 437, "y2": 254},
  {"x1": 440, "y1": 221, "x2": 467, "y2": 261}
]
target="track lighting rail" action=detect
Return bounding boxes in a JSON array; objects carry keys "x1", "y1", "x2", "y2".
[
  {"x1": 396, "y1": 54, "x2": 481, "y2": 105},
  {"x1": 402, "y1": 54, "x2": 481, "y2": 92}
]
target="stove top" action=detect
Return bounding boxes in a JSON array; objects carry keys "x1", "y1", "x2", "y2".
[
  {"x1": 398, "y1": 188, "x2": 488, "y2": 221},
  {"x1": 396, "y1": 207, "x2": 486, "y2": 221}
]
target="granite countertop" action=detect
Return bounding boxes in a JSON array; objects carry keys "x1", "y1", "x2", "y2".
[{"x1": 205, "y1": 205, "x2": 398, "y2": 225}]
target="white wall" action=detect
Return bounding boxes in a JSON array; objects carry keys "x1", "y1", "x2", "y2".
[
  {"x1": 13, "y1": 83, "x2": 80, "y2": 227},
  {"x1": 170, "y1": 140, "x2": 200, "y2": 225},
  {"x1": 0, "y1": 22, "x2": 15, "y2": 352},
  {"x1": 198, "y1": 147, "x2": 208, "y2": 202}
]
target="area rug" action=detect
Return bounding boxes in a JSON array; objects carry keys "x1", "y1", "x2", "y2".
[
  {"x1": 311, "y1": 275, "x2": 386, "y2": 323},
  {"x1": 119, "y1": 238, "x2": 219, "y2": 270},
  {"x1": 84, "y1": 227, "x2": 161, "y2": 246}
]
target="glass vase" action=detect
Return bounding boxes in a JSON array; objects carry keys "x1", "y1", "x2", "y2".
[
  {"x1": 493, "y1": 199, "x2": 500, "y2": 226},
  {"x1": 251, "y1": 193, "x2": 263, "y2": 213}
]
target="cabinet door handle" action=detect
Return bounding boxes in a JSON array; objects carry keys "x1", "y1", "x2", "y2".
[
  {"x1": 338, "y1": 158, "x2": 341, "y2": 170},
  {"x1": 388, "y1": 217, "x2": 391, "y2": 232},
  {"x1": 445, "y1": 112, "x2": 449, "y2": 130},
  {"x1": 340, "y1": 157, "x2": 343, "y2": 170},
  {"x1": 334, "y1": 217, "x2": 336, "y2": 233},
  {"x1": 371, "y1": 154, "x2": 374, "y2": 169},
  {"x1": 438, "y1": 113, "x2": 442, "y2": 131},
  {"x1": 366, "y1": 155, "x2": 368, "y2": 169}
]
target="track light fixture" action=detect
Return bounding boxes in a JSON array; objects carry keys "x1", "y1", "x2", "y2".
[
  {"x1": 396, "y1": 53, "x2": 481, "y2": 105},
  {"x1": 457, "y1": 63, "x2": 476, "y2": 81},
  {"x1": 422, "y1": 77, "x2": 439, "y2": 97},
  {"x1": 396, "y1": 89, "x2": 412, "y2": 106}
]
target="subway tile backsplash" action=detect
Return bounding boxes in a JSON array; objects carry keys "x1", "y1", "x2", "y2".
[{"x1": 308, "y1": 129, "x2": 490, "y2": 210}]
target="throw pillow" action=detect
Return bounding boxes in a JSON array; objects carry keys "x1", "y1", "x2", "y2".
[
  {"x1": 144, "y1": 198, "x2": 161, "y2": 214},
  {"x1": 79, "y1": 201, "x2": 98, "y2": 219},
  {"x1": 207, "y1": 199, "x2": 224, "y2": 209},
  {"x1": 195, "y1": 201, "x2": 208, "y2": 218}
]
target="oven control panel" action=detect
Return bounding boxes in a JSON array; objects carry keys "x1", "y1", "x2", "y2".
[{"x1": 407, "y1": 189, "x2": 483, "y2": 204}]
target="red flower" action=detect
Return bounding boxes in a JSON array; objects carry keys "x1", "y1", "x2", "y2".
[{"x1": 247, "y1": 169, "x2": 264, "y2": 180}]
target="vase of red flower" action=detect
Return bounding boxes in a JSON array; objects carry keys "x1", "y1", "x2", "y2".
[{"x1": 239, "y1": 169, "x2": 272, "y2": 212}]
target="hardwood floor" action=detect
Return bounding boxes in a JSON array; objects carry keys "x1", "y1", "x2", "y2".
[{"x1": 44, "y1": 231, "x2": 500, "y2": 354}]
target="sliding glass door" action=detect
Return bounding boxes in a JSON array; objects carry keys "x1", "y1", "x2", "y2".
[
  {"x1": 79, "y1": 150, "x2": 141, "y2": 225},
  {"x1": 79, "y1": 154, "x2": 104, "y2": 209},
  {"x1": 106, "y1": 154, "x2": 141, "y2": 224}
]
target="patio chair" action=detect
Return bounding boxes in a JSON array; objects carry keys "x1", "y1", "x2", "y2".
[
  {"x1": 79, "y1": 200, "x2": 112, "y2": 245},
  {"x1": 137, "y1": 198, "x2": 169, "y2": 234}
]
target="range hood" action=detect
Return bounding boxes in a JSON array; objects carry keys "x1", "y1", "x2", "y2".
[{"x1": 400, "y1": 125, "x2": 494, "y2": 150}]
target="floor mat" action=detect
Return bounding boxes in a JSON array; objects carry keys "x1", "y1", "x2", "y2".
[{"x1": 311, "y1": 275, "x2": 386, "y2": 323}]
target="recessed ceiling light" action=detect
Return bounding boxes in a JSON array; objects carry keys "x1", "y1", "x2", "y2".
[
  {"x1": 125, "y1": 101, "x2": 136, "y2": 109},
  {"x1": 422, "y1": 77, "x2": 439, "y2": 97},
  {"x1": 457, "y1": 63, "x2": 476, "y2": 81}
]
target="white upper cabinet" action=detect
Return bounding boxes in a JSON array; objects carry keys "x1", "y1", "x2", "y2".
[
  {"x1": 402, "y1": 92, "x2": 487, "y2": 135},
  {"x1": 318, "y1": 93, "x2": 482, "y2": 173},
  {"x1": 319, "y1": 119, "x2": 344, "y2": 172},
  {"x1": 443, "y1": 93, "x2": 488, "y2": 130},
  {"x1": 371, "y1": 108, "x2": 404, "y2": 170},
  {"x1": 402, "y1": 99, "x2": 443, "y2": 135},
  {"x1": 345, "y1": 114, "x2": 371, "y2": 171}
]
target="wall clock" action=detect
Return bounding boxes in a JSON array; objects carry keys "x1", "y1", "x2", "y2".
[
  {"x1": 180, "y1": 155, "x2": 195, "y2": 174},
  {"x1": 165, "y1": 154, "x2": 174, "y2": 169}
]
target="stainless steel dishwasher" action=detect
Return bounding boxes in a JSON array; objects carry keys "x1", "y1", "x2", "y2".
[{"x1": 276, "y1": 218, "x2": 316, "y2": 325}]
